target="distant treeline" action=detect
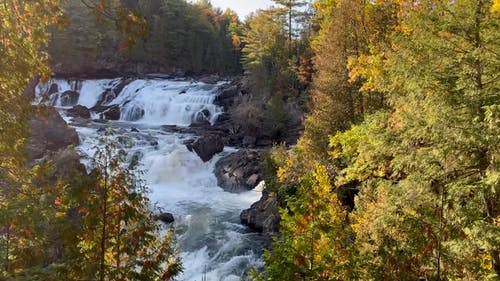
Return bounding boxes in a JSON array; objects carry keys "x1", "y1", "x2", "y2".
[{"x1": 49, "y1": 0, "x2": 244, "y2": 76}]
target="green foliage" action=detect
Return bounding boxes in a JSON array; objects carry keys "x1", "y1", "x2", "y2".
[
  {"x1": 67, "y1": 140, "x2": 182, "y2": 280},
  {"x1": 49, "y1": 0, "x2": 244, "y2": 75},
  {"x1": 257, "y1": 0, "x2": 500, "y2": 280},
  {"x1": 238, "y1": 8, "x2": 305, "y2": 140},
  {"x1": 0, "y1": 1, "x2": 64, "y2": 278},
  {"x1": 254, "y1": 164, "x2": 354, "y2": 280},
  {"x1": 330, "y1": 0, "x2": 500, "y2": 279},
  {"x1": 1, "y1": 1, "x2": 182, "y2": 279}
]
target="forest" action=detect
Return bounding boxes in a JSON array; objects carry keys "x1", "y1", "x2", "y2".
[{"x1": 0, "y1": 0, "x2": 499, "y2": 280}]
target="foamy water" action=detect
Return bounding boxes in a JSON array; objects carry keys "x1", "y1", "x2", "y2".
[{"x1": 36, "y1": 78, "x2": 264, "y2": 280}]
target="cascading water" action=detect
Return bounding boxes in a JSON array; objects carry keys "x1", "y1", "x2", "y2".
[{"x1": 36, "y1": 78, "x2": 264, "y2": 280}]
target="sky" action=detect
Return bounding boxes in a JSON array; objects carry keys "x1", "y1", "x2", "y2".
[{"x1": 209, "y1": 0, "x2": 275, "y2": 19}]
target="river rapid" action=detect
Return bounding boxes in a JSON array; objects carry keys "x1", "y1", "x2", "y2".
[{"x1": 36, "y1": 77, "x2": 264, "y2": 281}]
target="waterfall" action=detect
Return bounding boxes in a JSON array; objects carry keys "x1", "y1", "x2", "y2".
[{"x1": 36, "y1": 78, "x2": 264, "y2": 280}]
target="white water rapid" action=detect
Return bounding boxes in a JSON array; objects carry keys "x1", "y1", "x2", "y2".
[{"x1": 36, "y1": 78, "x2": 264, "y2": 280}]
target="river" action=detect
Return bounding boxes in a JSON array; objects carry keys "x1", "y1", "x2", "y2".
[{"x1": 36, "y1": 77, "x2": 264, "y2": 281}]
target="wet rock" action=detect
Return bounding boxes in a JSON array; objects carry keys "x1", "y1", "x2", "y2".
[
  {"x1": 246, "y1": 174, "x2": 260, "y2": 187},
  {"x1": 156, "y1": 212, "x2": 175, "y2": 224},
  {"x1": 67, "y1": 105, "x2": 91, "y2": 119},
  {"x1": 240, "y1": 184, "x2": 279, "y2": 234},
  {"x1": 128, "y1": 151, "x2": 143, "y2": 169},
  {"x1": 47, "y1": 83, "x2": 59, "y2": 96},
  {"x1": 187, "y1": 134, "x2": 224, "y2": 162},
  {"x1": 69, "y1": 117, "x2": 91, "y2": 126},
  {"x1": 194, "y1": 109, "x2": 211, "y2": 123},
  {"x1": 103, "y1": 105, "x2": 120, "y2": 120},
  {"x1": 190, "y1": 118, "x2": 211, "y2": 128},
  {"x1": 122, "y1": 104, "x2": 144, "y2": 121},
  {"x1": 214, "y1": 85, "x2": 239, "y2": 109},
  {"x1": 28, "y1": 106, "x2": 79, "y2": 165},
  {"x1": 199, "y1": 74, "x2": 219, "y2": 84},
  {"x1": 214, "y1": 113, "x2": 230, "y2": 125},
  {"x1": 59, "y1": 90, "x2": 79, "y2": 106},
  {"x1": 100, "y1": 89, "x2": 117, "y2": 105},
  {"x1": 112, "y1": 78, "x2": 133, "y2": 97},
  {"x1": 89, "y1": 104, "x2": 108, "y2": 114},
  {"x1": 214, "y1": 149, "x2": 262, "y2": 193},
  {"x1": 131, "y1": 127, "x2": 139, "y2": 132}
]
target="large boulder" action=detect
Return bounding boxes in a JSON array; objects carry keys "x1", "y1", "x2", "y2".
[
  {"x1": 186, "y1": 134, "x2": 224, "y2": 162},
  {"x1": 67, "y1": 105, "x2": 91, "y2": 119},
  {"x1": 59, "y1": 90, "x2": 79, "y2": 106},
  {"x1": 240, "y1": 183, "x2": 280, "y2": 235},
  {"x1": 28, "y1": 107, "x2": 79, "y2": 164},
  {"x1": 214, "y1": 149, "x2": 262, "y2": 193}
]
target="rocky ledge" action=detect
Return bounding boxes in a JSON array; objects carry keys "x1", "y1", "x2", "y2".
[
  {"x1": 240, "y1": 183, "x2": 280, "y2": 236},
  {"x1": 28, "y1": 106, "x2": 80, "y2": 165},
  {"x1": 213, "y1": 149, "x2": 262, "y2": 193}
]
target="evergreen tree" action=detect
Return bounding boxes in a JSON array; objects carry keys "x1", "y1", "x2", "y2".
[
  {"x1": 301, "y1": 0, "x2": 369, "y2": 161},
  {"x1": 70, "y1": 140, "x2": 182, "y2": 280},
  {"x1": 253, "y1": 164, "x2": 354, "y2": 280},
  {"x1": 330, "y1": 0, "x2": 500, "y2": 279}
]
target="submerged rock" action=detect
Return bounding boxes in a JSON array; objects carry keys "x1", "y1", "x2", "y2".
[
  {"x1": 214, "y1": 149, "x2": 262, "y2": 193},
  {"x1": 156, "y1": 212, "x2": 175, "y2": 224}
]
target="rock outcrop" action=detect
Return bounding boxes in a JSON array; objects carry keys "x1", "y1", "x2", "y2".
[
  {"x1": 28, "y1": 106, "x2": 79, "y2": 165},
  {"x1": 102, "y1": 105, "x2": 121, "y2": 120},
  {"x1": 156, "y1": 212, "x2": 175, "y2": 224},
  {"x1": 214, "y1": 84, "x2": 240, "y2": 110},
  {"x1": 214, "y1": 149, "x2": 262, "y2": 193},
  {"x1": 240, "y1": 182, "x2": 280, "y2": 235},
  {"x1": 59, "y1": 90, "x2": 80, "y2": 106},
  {"x1": 186, "y1": 134, "x2": 224, "y2": 162},
  {"x1": 67, "y1": 105, "x2": 91, "y2": 119}
]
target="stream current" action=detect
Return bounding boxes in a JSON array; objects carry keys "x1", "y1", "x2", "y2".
[{"x1": 36, "y1": 77, "x2": 264, "y2": 280}]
